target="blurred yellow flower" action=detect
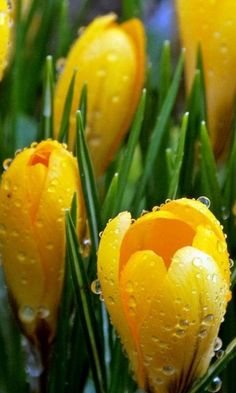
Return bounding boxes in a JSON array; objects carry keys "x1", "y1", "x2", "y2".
[
  {"x1": 0, "y1": 140, "x2": 85, "y2": 344},
  {"x1": 176, "y1": 0, "x2": 236, "y2": 158},
  {"x1": 54, "y1": 14, "x2": 145, "y2": 177},
  {"x1": 0, "y1": 0, "x2": 11, "y2": 81},
  {"x1": 97, "y1": 198, "x2": 230, "y2": 393}
]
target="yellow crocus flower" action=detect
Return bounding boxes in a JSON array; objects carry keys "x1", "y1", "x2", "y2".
[
  {"x1": 97, "y1": 198, "x2": 230, "y2": 393},
  {"x1": 0, "y1": 0, "x2": 11, "y2": 81},
  {"x1": 0, "y1": 140, "x2": 85, "y2": 344},
  {"x1": 54, "y1": 14, "x2": 145, "y2": 177},
  {"x1": 176, "y1": 0, "x2": 236, "y2": 157}
]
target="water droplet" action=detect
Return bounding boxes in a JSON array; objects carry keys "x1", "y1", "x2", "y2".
[
  {"x1": 213, "y1": 31, "x2": 221, "y2": 39},
  {"x1": 97, "y1": 69, "x2": 106, "y2": 78},
  {"x1": 179, "y1": 319, "x2": 189, "y2": 327},
  {"x1": 46, "y1": 243, "x2": 54, "y2": 250},
  {"x1": 107, "y1": 53, "x2": 117, "y2": 62},
  {"x1": 155, "y1": 377, "x2": 164, "y2": 385},
  {"x1": 198, "y1": 328, "x2": 207, "y2": 339},
  {"x1": 0, "y1": 223, "x2": 6, "y2": 236},
  {"x1": 126, "y1": 281, "x2": 134, "y2": 293},
  {"x1": 56, "y1": 57, "x2": 66, "y2": 74},
  {"x1": 217, "y1": 240, "x2": 227, "y2": 253},
  {"x1": 162, "y1": 365, "x2": 175, "y2": 376},
  {"x1": 207, "y1": 376, "x2": 222, "y2": 392},
  {"x1": 30, "y1": 142, "x2": 38, "y2": 148},
  {"x1": 18, "y1": 252, "x2": 26, "y2": 262},
  {"x1": 214, "y1": 337, "x2": 222, "y2": 351},
  {"x1": 18, "y1": 306, "x2": 37, "y2": 323},
  {"x1": 107, "y1": 296, "x2": 114, "y2": 305},
  {"x1": 175, "y1": 328, "x2": 185, "y2": 337},
  {"x1": 128, "y1": 296, "x2": 137, "y2": 308},
  {"x1": 3, "y1": 158, "x2": 12, "y2": 171},
  {"x1": 220, "y1": 44, "x2": 228, "y2": 54},
  {"x1": 0, "y1": 11, "x2": 7, "y2": 25},
  {"x1": 99, "y1": 231, "x2": 103, "y2": 238},
  {"x1": 197, "y1": 196, "x2": 211, "y2": 208},
  {"x1": 152, "y1": 206, "x2": 160, "y2": 212},
  {"x1": 38, "y1": 307, "x2": 50, "y2": 319},
  {"x1": 111, "y1": 95, "x2": 120, "y2": 104},
  {"x1": 91, "y1": 279, "x2": 102, "y2": 295},
  {"x1": 203, "y1": 314, "x2": 214, "y2": 325},
  {"x1": 229, "y1": 259, "x2": 234, "y2": 268},
  {"x1": 192, "y1": 257, "x2": 202, "y2": 267}
]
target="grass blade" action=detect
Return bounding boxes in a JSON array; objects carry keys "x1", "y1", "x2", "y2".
[
  {"x1": 76, "y1": 110, "x2": 101, "y2": 257},
  {"x1": 41, "y1": 56, "x2": 54, "y2": 140},
  {"x1": 57, "y1": 71, "x2": 76, "y2": 143},
  {"x1": 133, "y1": 51, "x2": 185, "y2": 214},
  {"x1": 65, "y1": 211, "x2": 106, "y2": 393},
  {"x1": 199, "y1": 122, "x2": 222, "y2": 218},
  {"x1": 102, "y1": 172, "x2": 118, "y2": 226},
  {"x1": 113, "y1": 89, "x2": 146, "y2": 214},
  {"x1": 158, "y1": 41, "x2": 171, "y2": 111},
  {"x1": 79, "y1": 83, "x2": 88, "y2": 128},
  {"x1": 167, "y1": 112, "x2": 189, "y2": 199}
]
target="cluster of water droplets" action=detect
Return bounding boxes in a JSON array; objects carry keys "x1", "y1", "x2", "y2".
[{"x1": 18, "y1": 305, "x2": 50, "y2": 324}]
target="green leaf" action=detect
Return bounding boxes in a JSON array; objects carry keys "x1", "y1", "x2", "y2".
[
  {"x1": 102, "y1": 172, "x2": 118, "y2": 226},
  {"x1": 79, "y1": 83, "x2": 88, "y2": 128},
  {"x1": 41, "y1": 56, "x2": 54, "y2": 140},
  {"x1": 181, "y1": 68, "x2": 206, "y2": 194},
  {"x1": 65, "y1": 211, "x2": 106, "y2": 393},
  {"x1": 188, "y1": 338, "x2": 236, "y2": 393},
  {"x1": 57, "y1": 71, "x2": 77, "y2": 143},
  {"x1": 167, "y1": 112, "x2": 189, "y2": 199},
  {"x1": 132, "y1": 51, "x2": 185, "y2": 214},
  {"x1": 48, "y1": 194, "x2": 78, "y2": 393},
  {"x1": 199, "y1": 122, "x2": 222, "y2": 218},
  {"x1": 76, "y1": 110, "x2": 101, "y2": 259},
  {"x1": 158, "y1": 41, "x2": 171, "y2": 111},
  {"x1": 121, "y1": 0, "x2": 143, "y2": 20},
  {"x1": 113, "y1": 89, "x2": 146, "y2": 214}
]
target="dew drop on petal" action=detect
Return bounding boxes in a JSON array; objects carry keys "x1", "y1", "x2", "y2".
[
  {"x1": 38, "y1": 307, "x2": 50, "y2": 319},
  {"x1": 197, "y1": 196, "x2": 211, "y2": 208},
  {"x1": 229, "y1": 258, "x2": 234, "y2": 268},
  {"x1": 3, "y1": 158, "x2": 12, "y2": 171},
  {"x1": 162, "y1": 365, "x2": 176, "y2": 376},
  {"x1": 18, "y1": 306, "x2": 37, "y2": 324},
  {"x1": 207, "y1": 376, "x2": 222, "y2": 392},
  {"x1": 214, "y1": 337, "x2": 223, "y2": 352}
]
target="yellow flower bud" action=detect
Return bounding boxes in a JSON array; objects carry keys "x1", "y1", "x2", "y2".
[
  {"x1": 176, "y1": 0, "x2": 236, "y2": 157},
  {"x1": 54, "y1": 14, "x2": 145, "y2": 177},
  {"x1": 97, "y1": 198, "x2": 230, "y2": 393},
  {"x1": 0, "y1": 0, "x2": 11, "y2": 80},
  {"x1": 0, "y1": 140, "x2": 85, "y2": 344}
]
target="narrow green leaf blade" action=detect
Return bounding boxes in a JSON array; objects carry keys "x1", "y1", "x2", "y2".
[
  {"x1": 168, "y1": 112, "x2": 189, "y2": 199},
  {"x1": 133, "y1": 51, "x2": 185, "y2": 214},
  {"x1": 65, "y1": 212, "x2": 106, "y2": 393},
  {"x1": 76, "y1": 110, "x2": 101, "y2": 256},
  {"x1": 41, "y1": 56, "x2": 54, "y2": 139},
  {"x1": 102, "y1": 172, "x2": 118, "y2": 226},
  {"x1": 58, "y1": 71, "x2": 77, "y2": 143},
  {"x1": 200, "y1": 122, "x2": 222, "y2": 218},
  {"x1": 114, "y1": 89, "x2": 146, "y2": 214}
]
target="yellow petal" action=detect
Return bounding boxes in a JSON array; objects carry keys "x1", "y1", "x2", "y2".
[
  {"x1": 120, "y1": 246, "x2": 227, "y2": 393},
  {"x1": 54, "y1": 14, "x2": 145, "y2": 176},
  {"x1": 97, "y1": 212, "x2": 140, "y2": 377},
  {"x1": 0, "y1": 0, "x2": 11, "y2": 80},
  {"x1": 176, "y1": 0, "x2": 236, "y2": 156},
  {"x1": 0, "y1": 140, "x2": 85, "y2": 342}
]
